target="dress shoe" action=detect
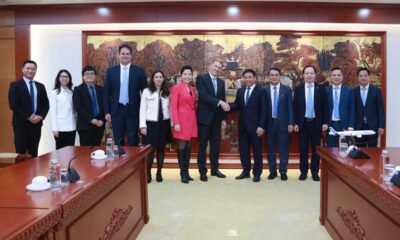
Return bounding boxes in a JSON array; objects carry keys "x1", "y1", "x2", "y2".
[
  {"x1": 253, "y1": 176, "x2": 261, "y2": 182},
  {"x1": 280, "y1": 174, "x2": 288, "y2": 181},
  {"x1": 156, "y1": 172, "x2": 163, "y2": 182},
  {"x1": 267, "y1": 172, "x2": 277, "y2": 180},
  {"x1": 211, "y1": 170, "x2": 226, "y2": 178},
  {"x1": 235, "y1": 172, "x2": 250, "y2": 180},
  {"x1": 312, "y1": 175, "x2": 320, "y2": 181},
  {"x1": 200, "y1": 174, "x2": 208, "y2": 182},
  {"x1": 147, "y1": 175, "x2": 152, "y2": 183},
  {"x1": 299, "y1": 174, "x2": 307, "y2": 181},
  {"x1": 181, "y1": 175, "x2": 189, "y2": 184}
]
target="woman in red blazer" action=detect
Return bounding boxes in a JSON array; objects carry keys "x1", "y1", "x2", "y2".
[{"x1": 170, "y1": 65, "x2": 198, "y2": 184}]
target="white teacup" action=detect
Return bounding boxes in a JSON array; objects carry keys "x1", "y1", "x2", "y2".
[
  {"x1": 31, "y1": 176, "x2": 49, "y2": 188},
  {"x1": 91, "y1": 150, "x2": 106, "y2": 159}
]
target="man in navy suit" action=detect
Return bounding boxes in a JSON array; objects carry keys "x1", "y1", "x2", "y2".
[
  {"x1": 325, "y1": 67, "x2": 355, "y2": 147},
  {"x1": 293, "y1": 65, "x2": 328, "y2": 181},
  {"x1": 230, "y1": 69, "x2": 266, "y2": 182},
  {"x1": 104, "y1": 44, "x2": 147, "y2": 146},
  {"x1": 73, "y1": 66, "x2": 105, "y2": 146},
  {"x1": 8, "y1": 60, "x2": 49, "y2": 157},
  {"x1": 264, "y1": 68, "x2": 293, "y2": 181},
  {"x1": 353, "y1": 68, "x2": 385, "y2": 147},
  {"x1": 196, "y1": 59, "x2": 230, "y2": 182}
]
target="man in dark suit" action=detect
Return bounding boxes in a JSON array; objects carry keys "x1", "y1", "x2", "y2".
[
  {"x1": 293, "y1": 65, "x2": 328, "y2": 181},
  {"x1": 230, "y1": 69, "x2": 266, "y2": 182},
  {"x1": 325, "y1": 67, "x2": 355, "y2": 147},
  {"x1": 264, "y1": 68, "x2": 293, "y2": 181},
  {"x1": 73, "y1": 66, "x2": 105, "y2": 146},
  {"x1": 104, "y1": 44, "x2": 147, "y2": 146},
  {"x1": 8, "y1": 60, "x2": 49, "y2": 157},
  {"x1": 196, "y1": 59, "x2": 230, "y2": 182},
  {"x1": 353, "y1": 67, "x2": 385, "y2": 147}
]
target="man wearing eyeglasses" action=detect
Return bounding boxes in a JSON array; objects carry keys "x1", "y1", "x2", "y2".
[{"x1": 73, "y1": 66, "x2": 105, "y2": 146}]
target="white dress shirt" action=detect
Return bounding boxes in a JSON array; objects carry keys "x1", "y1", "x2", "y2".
[
  {"x1": 331, "y1": 84, "x2": 341, "y2": 121},
  {"x1": 270, "y1": 83, "x2": 280, "y2": 118},
  {"x1": 244, "y1": 84, "x2": 256, "y2": 104},
  {"x1": 23, "y1": 77, "x2": 37, "y2": 114},
  {"x1": 49, "y1": 88, "x2": 76, "y2": 132}
]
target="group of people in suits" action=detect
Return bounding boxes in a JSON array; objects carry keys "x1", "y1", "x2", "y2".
[{"x1": 8, "y1": 46, "x2": 385, "y2": 184}]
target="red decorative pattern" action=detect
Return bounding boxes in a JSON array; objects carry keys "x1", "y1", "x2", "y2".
[
  {"x1": 326, "y1": 159, "x2": 400, "y2": 214},
  {"x1": 100, "y1": 205, "x2": 133, "y2": 240},
  {"x1": 336, "y1": 207, "x2": 367, "y2": 240},
  {"x1": 12, "y1": 208, "x2": 62, "y2": 240}
]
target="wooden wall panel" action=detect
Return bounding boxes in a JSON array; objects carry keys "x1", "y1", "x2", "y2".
[{"x1": 0, "y1": 10, "x2": 15, "y2": 153}]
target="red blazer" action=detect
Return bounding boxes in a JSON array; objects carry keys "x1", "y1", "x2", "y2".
[{"x1": 170, "y1": 81, "x2": 198, "y2": 140}]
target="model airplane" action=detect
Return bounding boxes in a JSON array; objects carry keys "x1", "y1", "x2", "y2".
[{"x1": 328, "y1": 127, "x2": 375, "y2": 138}]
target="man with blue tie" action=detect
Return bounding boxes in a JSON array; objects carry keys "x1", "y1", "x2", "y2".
[
  {"x1": 293, "y1": 65, "x2": 328, "y2": 181},
  {"x1": 73, "y1": 66, "x2": 105, "y2": 146},
  {"x1": 325, "y1": 67, "x2": 355, "y2": 147},
  {"x1": 264, "y1": 68, "x2": 293, "y2": 181},
  {"x1": 353, "y1": 68, "x2": 385, "y2": 147},
  {"x1": 104, "y1": 44, "x2": 147, "y2": 146},
  {"x1": 230, "y1": 69, "x2": 266, "y2": 182},
  {"x1": 8, "y1": 60, "x2": 49, "y2": 157}
]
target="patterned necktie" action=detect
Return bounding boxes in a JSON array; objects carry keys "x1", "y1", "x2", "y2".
[
  {"x1": 29, "y1": 80, "x2": 35, "y2": 114},
  {"x1": 273, "y1": 86, "x2": 278, "y2": 118},
  {"x1": 361, "y1": 87, "x2": 367, "y2": 106},
  {"x1": 90, "y1": 86, "x2": 98, "y2": 117},
  {"x1": 120, "y1": 66, "x2": 129, "y2": 104},
  {"x1": 306, "y1": 84, "x2": 314, "y2": 118},
  {"x1": 245, "y1": 87, "x2": 250, "y2": 105},
  {"x1": 212, "y1": 77, "x2": 217, "y2": 95},
  {"x1": 333, "y1": 87, "x2": 340, "y2": 119}
]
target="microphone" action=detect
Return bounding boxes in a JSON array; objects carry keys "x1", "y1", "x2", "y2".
[
  {"x1": 67, "y1": 152, "x2": 85, "y2": 183},
  {"x1": 117, "y1": 132, "x2": 138, "y2": 157}
]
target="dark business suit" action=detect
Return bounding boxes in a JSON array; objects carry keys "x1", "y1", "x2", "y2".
[
  {"x1": 196, "y1": 73, "x2": 226, "y2": 175},
  {"x1": 265, "y1": 84, "x2": 293, "y2": 175},
  {"x1": 103, "y1": 64, "x2": 147, "y2": 146},
  {"x1": 230, "y1": 85, "x2": 266, "y2": 177},
  {"x1": 8, "y1": 79, "x2": 49, "y2": 157},
  {"x1": 73, "y1": 83, "x2": 105, "y2": 146},
  {"x1": 325, "y1": 85, "x2": 355, "y2": 147},
  {"x1": 353, "y1": 84, "x2": 385, "y2": 147},
  {"x1": 293, "y1": 83, "x2": 328, "y2": 176}
]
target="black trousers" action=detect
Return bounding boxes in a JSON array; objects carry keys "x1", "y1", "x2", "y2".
[
  {"x1": 78, "y1": 127, "x2": 104, "y2": 147},
  {"x1": 355, "y1": 122, "x2": 378, "y2": 147},
  {"x1": 54, "y1": 131, "x2": 76, "y2": 150},
  {"x1": 13, "y1": 124, "x2": 42, "y2": 157},
  {"x1": 197, "y1": 116, "x2": 222, "y2": 175},
  {"x1": 299, "y1": 120, "x2": 321, "y2": 175}
]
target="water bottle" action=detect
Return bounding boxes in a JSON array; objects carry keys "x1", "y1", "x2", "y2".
[
  {"x1": 339, "y1": 135, "x2": 348, "y2": 157},
  {"x1": 49, "y1": 159, "x2": 61, "y2": 192},
  {"x1": 106, "y1": 137, "x2": 114, "y2": 159},
  {"x1": 380, "y1": 149, "x2": 394, "y2": 182}
]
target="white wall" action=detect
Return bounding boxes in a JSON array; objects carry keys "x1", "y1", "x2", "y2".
[{"x1": 30, "y1": 22, "x2": 400, "y2": 155}]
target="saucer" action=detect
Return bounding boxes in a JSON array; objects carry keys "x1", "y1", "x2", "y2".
[
  {"x1": 92, "y1": 154, "x2": 107, "y2": 160},
  {"x1": 26, "y1": 182, "x2": 51, "y2": 191}
]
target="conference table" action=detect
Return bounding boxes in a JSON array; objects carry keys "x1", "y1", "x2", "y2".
[
  {"x1": 0, "y1": 145, "x2": 151, "y2": 240},
  {"x1": 317, "y1": 147, "x2": 400, "y2": 240}
]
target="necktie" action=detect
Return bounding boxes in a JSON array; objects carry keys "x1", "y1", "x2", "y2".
[
  {"x1": 361, "y1": 87, "x2": 367, "y2": 106},
  {"x1": 245, "y1": 87, "x2": 250, "y2": 105},
  {"x1": 90, "y1": 86, "x2": 98, "y2": 117},
  {"x1": 29, "y1": 80, "x2": 35, "y2": 114},
  {"x1": 333, "y1": 87, "x2": 340, "y2": 119},
  {"x1": 212, "y1": 77, "x2": 217, "y2": 95},
  {"x1": 273, "y1": 86, "x2": 278, "y2": 118},
  {"x1": 120, "y1": 66, "x2": 129, "y2": 104},
  {"x1": 306, "y1": 84, "x2": 314, "y2": 118}
]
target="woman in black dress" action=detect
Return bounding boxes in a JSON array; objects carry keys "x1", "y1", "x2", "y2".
[{"x1": 139, "y1": 71, "x2": 171, "y2": 183}]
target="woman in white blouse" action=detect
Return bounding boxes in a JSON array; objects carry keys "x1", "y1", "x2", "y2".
[
  {"x1": 139, "y1": 71, "x2": 171, "y2": 183},
  {"x1": 49, "y1": 69, "x2": 76, "y2": 149}
]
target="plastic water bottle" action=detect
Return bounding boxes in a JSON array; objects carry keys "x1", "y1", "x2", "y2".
[
  {"x1": 106, "y1": 137, "x2": 114, "y2": 159},
  {"x1": 339, "y1": 135, "x2": 348, "y2": 157},
  {"x1": 49, "y1": 159, "x2": 61, "y2": 192}
]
